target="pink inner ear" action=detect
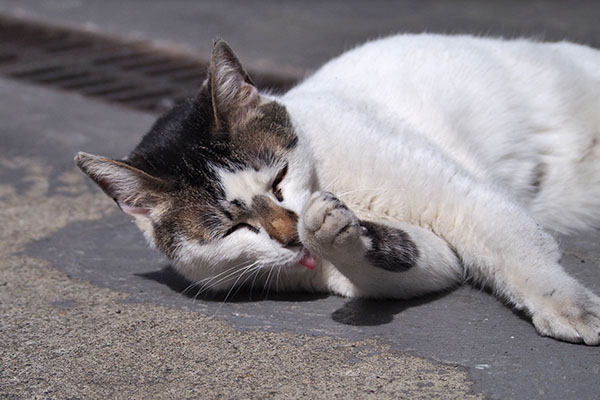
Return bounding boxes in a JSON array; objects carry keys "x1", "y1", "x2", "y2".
[
  {"x1": 119, "y1": 202, "x2": 150, "y2": 216},
  {"x1": 241, "y1": 82, "x2": 259, "y2": 107}
]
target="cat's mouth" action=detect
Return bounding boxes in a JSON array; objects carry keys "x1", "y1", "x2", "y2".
[
  {"x1": 298, "y1": 248, "x2": 318, "y2": 270},
  {"x1": 281, "y1": 231, "x2": 317, "y2": 269}
]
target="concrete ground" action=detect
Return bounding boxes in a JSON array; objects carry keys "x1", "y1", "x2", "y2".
[{"x1": 1, "y1": 1, "x2": 600, "y2": 399}]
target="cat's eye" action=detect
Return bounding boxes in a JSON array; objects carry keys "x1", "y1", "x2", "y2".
[
  {"x1": 272, "y1": 164, "x2": 288, "y2": 202},
  {"x1": 223, "y1": 222, "x2": 260, "y2": 237}
]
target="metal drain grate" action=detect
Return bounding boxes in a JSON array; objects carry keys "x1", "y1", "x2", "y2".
[{"x1": 0, "y1": 15, "x2": 297, "y2": 113}]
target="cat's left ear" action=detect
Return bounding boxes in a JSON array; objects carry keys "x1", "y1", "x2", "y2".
[{"x1": 206, "y1": 39, "x2": 260, "y2": 128}]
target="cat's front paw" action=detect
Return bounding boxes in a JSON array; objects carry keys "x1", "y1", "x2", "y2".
[
  {"x1": 299, "y1": 191, "x2": 365, "y2": 256},
  {"x1": 532, "y1": 290, "x2": 600, "y2": 345}
]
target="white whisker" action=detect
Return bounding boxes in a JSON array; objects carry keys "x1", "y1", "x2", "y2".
[
  {"x1": 194, "y1": 260, "x2": 259, "y2": 298},
  {"x1": 275, "y1": 264, "x2": 282, "y2": 293},
  {"x1": 263, "y1": 264, "x2": 277, "y2": 298},
  {"x1": 337, "y1": 187, "x2": 383, "y2": 199},
  {"x1": 209, "y1": 263, "x2": 263, "y2": 318},
  {"x1": 322, "y1": 176, "x2": 340, "y2": 192},
  {"x1": 249, "y1": 265, "x2": 264, "y2": 299},
  {"x1": 228, "y1": 264, "x2": 264, "y2": 301}
]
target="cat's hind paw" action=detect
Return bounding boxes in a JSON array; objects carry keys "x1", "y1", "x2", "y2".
[{"x1": 532, "y1": 291, "x2": 600, "y2": 345}]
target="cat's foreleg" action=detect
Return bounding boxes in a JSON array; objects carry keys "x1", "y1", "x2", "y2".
[
  {"x1": 299, "y1": 189, "x2": 600, "y2": 345},
  {"x1": 298, "y1": 191, "x2": 463, "y2": 299}
]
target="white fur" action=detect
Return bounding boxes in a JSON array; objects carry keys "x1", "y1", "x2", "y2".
[
  {"x1": 218, "y1": 166, "x2": 280, "y2": 206},
  {"x1": 172, "y1": 34, "x2": 600, "y2": 344},
  {"x1": 274, "y1": 34, "x2": 600, "y2": 344},
  {"x1": 282, "y1": 35, "x2": 600, "y2": 233}
]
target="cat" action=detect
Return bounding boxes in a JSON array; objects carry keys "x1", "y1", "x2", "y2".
[{"x1": 76, "y1": 34, "x2": 600, "y2": 345}]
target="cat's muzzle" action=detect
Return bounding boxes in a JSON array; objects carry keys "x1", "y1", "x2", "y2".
[{"x1": 251, "y1": 195, "x2": 301, "y2": 248}]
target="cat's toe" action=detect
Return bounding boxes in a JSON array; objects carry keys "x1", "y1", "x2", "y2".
[
  {"x1": 299, "y1": 191, "x2": 360, "y2": 251},
  {"x1": 301, "y1": 192, "x2": 347, "y2": 231},
  {"x1": 532, "y1": 292, "x2": 600, "y2": 345},
  {"x1": 316, "y1": 207, "x2": 359, "y2": 246}
]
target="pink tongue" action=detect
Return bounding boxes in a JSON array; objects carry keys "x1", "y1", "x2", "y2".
[{"x1": 299, "y1": 250, "x2": 318, "y2": 270}]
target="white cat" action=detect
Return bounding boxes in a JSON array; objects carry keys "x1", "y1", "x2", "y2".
[{"x1": 76, "y1": 34, "x2": 600, "y2": 345}]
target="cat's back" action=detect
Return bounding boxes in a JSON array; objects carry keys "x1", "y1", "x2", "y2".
[
  {"x1": 280, "y1": 34, "x2": 600, "y2": 232},
  {"x1": 283, "y1": 34, "x2": 599, "y2": 179},
  {"x1": 287, "y1": 33, "x2": 600, "y2": 99},
  {"x1": 283, "y1": 34, "x2": 600, "y2": 138}
]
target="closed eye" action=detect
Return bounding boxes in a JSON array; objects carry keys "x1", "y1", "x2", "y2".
[
  {"x1": 272, "y1": 163, "x2": 288, "y2": 202},
  {"x1": 223, "y1": 222, "x2": 260, "y2": 237}
]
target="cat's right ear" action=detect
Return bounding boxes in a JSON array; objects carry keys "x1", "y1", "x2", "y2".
[{"x1": 74, "y1": 152, "x2": 170, "y2": 217}]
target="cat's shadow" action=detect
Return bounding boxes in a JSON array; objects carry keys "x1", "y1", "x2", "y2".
[
  {"x1": 138, "y1": 265, "x2": 456, "y2": 326},
  {"x1": 136, "y1": 265, "x2": 328, "y2": 303},
  {"x1": 330, "y1": 292, "x2": 452, "y2": 326}
]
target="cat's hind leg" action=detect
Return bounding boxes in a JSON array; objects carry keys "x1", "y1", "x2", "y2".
[{"x1": 434, "y1": 176, "x2": 600, "y2": 345}]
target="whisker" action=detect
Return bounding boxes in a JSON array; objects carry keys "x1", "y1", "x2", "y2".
[
  {"x1": 228, "y1": 264, "x2": 264, "y2": 301},
  {"x1": 322, "y1": 176, "x2": 340, "y2": 192},
  {"x1": 179, "y1": 280, "x2": 202, "y2": 298},
  {"x1": 249, "y1": 265, "x2": 264, "y2": 299},
  {"x1": 209, "y1": 263, "x2": 263, "y2": 318},
  {"x1": 198, "y1": 263, "x2": 257, "y2": 295},
  {"x1": 275, "y1": 264, "x2": 282, "y2": 293},
  {"x1": 262, "y1": 265, "x2": 276, "y2": 298},
  {"x1": 337, "y1": 187, "x2": 384, "y2": 198},
  {"x1": 193, "y1": 261, "x2": 258, "y2": 299},
  {"x1": 193, "y1": 263, "x2": 248, "y2": 295}
]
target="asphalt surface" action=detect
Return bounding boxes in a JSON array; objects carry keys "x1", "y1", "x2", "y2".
[
  {"x1": 2, "y1": 1, "x2": 600, "y2": 399},
  {"x1": 3, "y1": 0, "x2": 600, "y2": 79}
]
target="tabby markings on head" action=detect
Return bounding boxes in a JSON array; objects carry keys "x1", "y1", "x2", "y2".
[{"x1": 75, "y1": 39, "x2": 299, "y2": 261}]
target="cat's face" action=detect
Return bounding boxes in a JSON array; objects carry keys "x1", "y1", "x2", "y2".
[{"x1": 76, "y1": 40, "x2": 319, "y2": 291}]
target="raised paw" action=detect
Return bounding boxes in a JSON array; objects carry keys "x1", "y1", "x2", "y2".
[
  {"x1": 532, "y1": 290, "x2": 600, "y2": 345},
  {"x1": 299, "y1": 191, "x2": 365, "y2": 254}
]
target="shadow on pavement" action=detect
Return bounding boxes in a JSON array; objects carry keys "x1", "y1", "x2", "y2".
[
  {"x1": 136, "y1": 265, "x2": 328, "y2": 303},
  {"x1": 331, "y1": 291, "x2": 453, "y2": 327}
]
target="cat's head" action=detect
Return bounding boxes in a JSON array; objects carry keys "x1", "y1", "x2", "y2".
[{"x1": 75, "y1": 40, "x2": 319, "y2": 291}]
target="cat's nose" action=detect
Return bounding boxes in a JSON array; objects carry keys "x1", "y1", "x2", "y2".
[{"x1": 251, "y1": 195, "x2": 300, "y2": 247}]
